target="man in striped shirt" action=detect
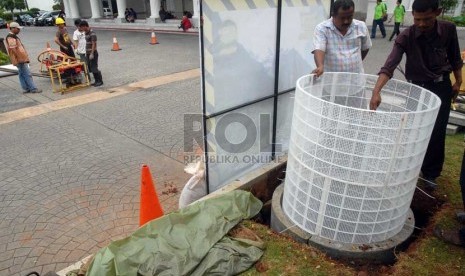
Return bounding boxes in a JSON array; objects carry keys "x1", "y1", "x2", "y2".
[
  {"x1": 312, "y1": 0, "x2": 372, "y2": 76},
  {"x1": 79, "y1": 20, "x2": 103, "y2": 87}
]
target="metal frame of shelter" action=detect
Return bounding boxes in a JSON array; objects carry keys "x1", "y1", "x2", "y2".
[{"x1": 200, "y1": 0, "x2": 333, "y2": 193}]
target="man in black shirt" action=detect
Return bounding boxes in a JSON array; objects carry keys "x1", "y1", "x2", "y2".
[
  {"x1": 370, "y1": 0, "x2": 463, "y2": 189},
  {"x1": 78, "y1": 20, "x2": 103, "y2": 87}
]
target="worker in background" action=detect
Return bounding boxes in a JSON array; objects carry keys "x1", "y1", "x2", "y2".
[
  {"x1": 370, "y1": 0, "x2": 462, "y2": 190},
  {"x1": 371, "y1": 0, "x2": 387, "y2": 38},
  {"x1": 312, "y1": 0, "x2": 372, "y2": 76},
  {"x1": 55, "y1": 17, "x2": 78, "y2": 85},
  {"x1": 55, "y1": 17, "x2": 75, "y2": 58},
  {"x1": 388, "y1": 0, "x2": 406, "y2": 41},
  {"x1": 179, "y1": 14, "x2": 192, "y2": 32},
  {"x1": 79, "y1": 20, "x2": 103, "y2": 87},
  {"x1": 5, "y1": 22, "x2": 42, "y2": 93},
  {"x1": 72, "y1": 19, "x2": 86, "y2": 61},
  {"x1": 73, "y1": 18, "x2": 89, "y2": 81}
]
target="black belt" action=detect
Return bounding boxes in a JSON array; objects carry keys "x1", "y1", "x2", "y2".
[{"x1": 410, "y1": 74, "x2": 449, "y2": 86}]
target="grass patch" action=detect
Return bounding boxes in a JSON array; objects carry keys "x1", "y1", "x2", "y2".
[
  {"x1": 243, "y1": 134, "x2": 465, "y2": 275},
  {"x1": 392, "y1": 134, "x2": 465, "y2": 275},
  {"x1": 240, "y1": 221, "x2": 356, "y2": 275},
  {"x1": 441, "y1": 133, "x2": 464, "y2": 206},
  {"x1": 0, "y1": 51, "x2": 10, "y2": 66},
  {"x1": 393, "y1": 237, "x2": 465, "y2": 275}
]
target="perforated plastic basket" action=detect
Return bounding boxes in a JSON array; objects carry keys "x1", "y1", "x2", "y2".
[{"x1": 283, "y1": 73, "x2": 441, "y2": 244}]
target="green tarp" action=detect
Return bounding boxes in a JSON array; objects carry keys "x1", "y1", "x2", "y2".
[{"x1": 86, "y1": 191, "x2": 264, "y2": 276}]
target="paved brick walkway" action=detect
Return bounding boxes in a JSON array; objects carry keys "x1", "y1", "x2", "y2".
[
  {"x1": 0, "y1": 78, "x2": 200, "y2": 275},
  {"x1": 0, "y1": 27, "x2": 200, "y2": 113}
]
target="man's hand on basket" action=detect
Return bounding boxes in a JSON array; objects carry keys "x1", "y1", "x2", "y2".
[
  {"x1": 311, "y1": 66, "x2": 324, "y2": 77},
  {"x1": 370, "y1": 91, "x2": 381, "y2": 110}
]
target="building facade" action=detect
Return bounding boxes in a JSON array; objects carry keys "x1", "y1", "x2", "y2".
[
  {"x1": 64, "y1": 0, "x2": 199, "y2": 25},
  {"x1": 64, "y1": 0, "x2": 465, "y2": 29}
]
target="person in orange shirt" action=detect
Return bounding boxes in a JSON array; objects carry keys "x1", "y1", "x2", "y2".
[{"x1": 5, "y1": 22, "x2": 42, "y2": 93}]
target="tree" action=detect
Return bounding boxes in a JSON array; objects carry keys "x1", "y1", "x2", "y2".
[
  {"x1": 440, "y1": 0, "x2": 458, "y2": 18},
  {"x1": 0, "y1": 0, "x2": 27, "y2": 13},
  {"x1": 53, "y1": 0, "x2": 63, "y2": 11},
  {"x1": 14, "y1": 0, "x2": 25, "y2": 11},
  {"x1": 29, "y1": 7, "x2": 39, "y2": 16},
  {"x1": 0, "y1": 0, "x2": 16, "y2": 15}
]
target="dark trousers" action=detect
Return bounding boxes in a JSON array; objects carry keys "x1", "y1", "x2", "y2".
[
  {"x1": 371, "y1": 19, "x2": 386, "y2": 38},
  {"x1": 86, "y1": 51, "x2": 99, "y2": 73},
  {"x1": 460, "y1": 149, "x2": 465, "y2": 209},
  {"x1": 389, "y1": 22, "x2": 400, "y2": 41},
  {"x1": 78, "y1": 53, "x2": 90, "y2": 80},
  {"x1": 86, "y1": 51, "x2": 103, "y2": 83},
  {"x1": 416, "y1": 77, "x2": 453, "y2": 179}
]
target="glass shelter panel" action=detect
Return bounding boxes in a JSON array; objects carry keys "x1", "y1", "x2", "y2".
[{"x1": 201, "y1": 0, "x2": 331, "y2": 192}]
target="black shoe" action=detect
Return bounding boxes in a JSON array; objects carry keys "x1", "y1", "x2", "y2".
[
  {"x1": 456, "y1": 211, "x2": 465, "y2": 223},
  {"x1": 30, "y1": 89, "x2": 42, "y2": 93},
  {"x1": 22, "y1": 90, "x2": 30, "y2": 93},
  {"x1": 92, "y1": 82, "x2": 103, "y2": 87},
  {"x1": 434, "y1": 226, "x2": 465, "y2": 247}
]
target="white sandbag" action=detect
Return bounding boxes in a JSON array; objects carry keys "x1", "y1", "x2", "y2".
[{"x1": 179, "y1": 161, "x2": 207, "y2": 209}]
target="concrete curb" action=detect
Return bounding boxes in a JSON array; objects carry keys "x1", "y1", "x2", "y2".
[
  {"x1": 91, "y1": 26, "x2": 199, "y2": 35},
  {"x1": 271, "y1": 184, "x2": 415, "y2": 264},
  {"x1": 0, "y1": 68, "x2": 200, "y2": 126},
  {"x1": 199, "y1": 156, "x2": 287, "y2": 203}
]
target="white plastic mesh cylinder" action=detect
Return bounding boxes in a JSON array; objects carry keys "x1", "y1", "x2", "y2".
[{"x1": 283, "y1": 73, "x2": 441, "y2": 244}]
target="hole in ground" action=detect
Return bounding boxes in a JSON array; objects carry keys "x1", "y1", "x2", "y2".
[
  {"x1": 249, "y1": 176, "x2": 445, "y2": 274},
  {"x1": 410, "y1": 187, "x2": 444, "y2": 233}
]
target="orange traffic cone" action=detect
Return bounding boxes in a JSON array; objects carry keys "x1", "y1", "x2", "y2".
[
  {"x1": 139, "y1": 164, "x2": 163, "y2": 226},
  {"x1": 46, "y1": 42, "x2": 51, "y2": 51},
  {"x1": 149, "y1": 31, "x2": 159, "y2": 45},
  {"x1": 111, "y1": 35, "x2": 121, "y2": 51}
]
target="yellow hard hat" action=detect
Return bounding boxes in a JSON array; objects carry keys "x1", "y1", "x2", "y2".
[{"x1": 55, "y1": 17, "x2": 65, "y2": 25}]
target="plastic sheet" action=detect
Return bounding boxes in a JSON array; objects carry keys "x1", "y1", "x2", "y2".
[{"x1": 86, "y1": 191, "x2": 263, "y2": 276}]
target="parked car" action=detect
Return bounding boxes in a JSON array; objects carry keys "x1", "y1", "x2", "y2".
[
  {"x1": 20, "y1": 14, "x2": 34, "y2": 26},
  {"x1": 0, "y1": 18, "x2": 6, "y2": 29},
  {"x1": 103, "y1": 8, "x2": 113, "y2": 18},
  {"x1": 32, "y1": 11, "x2": 45, "y2": 26},
  {"x1": 34, "y1": 12, "x2": 50, "y2": 26},
  {"x1": 45, "y1": 10, "x2": 62, "y2": 26},
  {"x1": 31, "y1": 10, "x2": 46, "y2": 18},
  {"x1": 14, "y1": 14, "x2": 33, "y2": 26}
]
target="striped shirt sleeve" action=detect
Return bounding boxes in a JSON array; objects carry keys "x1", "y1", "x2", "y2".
[{"x1": 312, "y1": 24, "x2": 327, "y2": 53}]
